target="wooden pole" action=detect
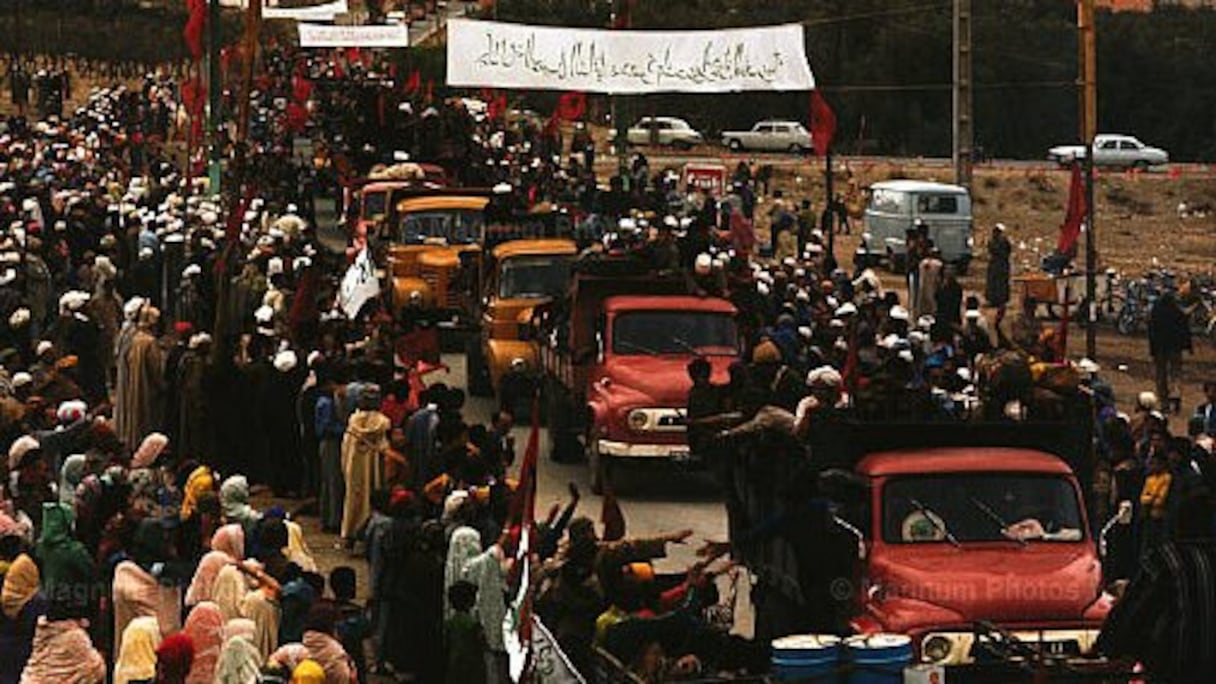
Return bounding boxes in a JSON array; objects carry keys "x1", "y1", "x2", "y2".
[{"x1": 1079, "y1": 0, "x2": 1097, "y2": 358}]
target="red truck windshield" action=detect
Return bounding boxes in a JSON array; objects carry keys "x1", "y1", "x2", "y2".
[
  {"x1": 612, "y1": 312, "x2": 737, "y2": 356},
  {"x1": 883, "y1": 474, "x2": 1084, "y2": 544}
]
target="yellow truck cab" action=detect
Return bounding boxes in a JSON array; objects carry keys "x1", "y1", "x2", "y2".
[
  {"x1": 380, "y1": 194, "x2": 489, "y2": 319},
  {"x1": 466, "y1": 238, "x2": 578, "y2": 413}
]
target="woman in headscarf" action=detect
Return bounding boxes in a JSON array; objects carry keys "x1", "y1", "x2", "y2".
[
  {"x1": 34, "y1": 503, "x2": 94, "y2": 615},
  {"x1": 185, "y1": 525, "x2": 243, "y2": 607},
  {"x1": 154, "y1": 632, "x2": 194, "y2": 684},
  {"x1": 112, "y1": 520, "x2": 183, "y2": 645},
  {"x1": 0, "y1": 554, "x2": 47, "y2": 684},
  {"x1": 113, "y1": 615, "x2": 162, "y2": 684},
  {"x1": 19, "y1": 611, "x2": 107, "y2": 684},
  {"x1": 339, "y1": 386, "x2": 390, "y2": 545},
  {"x1": 300, "y1": 604, "x2": 356, "y2": 684},
  {"x1": 209, "y1": 562, "x2": 280, "y2": 658},
  {"x1": 57, "y1": 455, "x2": 87, "y2": 507},
  {"x1": 219, "y1": 476, "x2": 260, "y2": 536},
  {"x1": 443, "y1": 527, "x2": 481, "y2": 619},
  {"x1": 178, "y1": 466, "x2": 214, "y2": 523},
  {"x1": 181, "y1": 602, "x2": 224, "y2": 684},
  {"x1": 213, "y1": 632, "x2": 262, "y2": 684}
]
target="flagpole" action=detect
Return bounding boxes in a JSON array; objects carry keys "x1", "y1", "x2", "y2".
[{"x1": 823, "y1": 149, "x2": 834, "y2": 262}]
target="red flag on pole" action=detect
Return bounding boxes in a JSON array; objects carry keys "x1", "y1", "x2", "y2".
[
  {"x1": 1057, "y1": 162, "x2": 1088, "y2": 255},
  {"x1": 405, "y1": 69, "x2": 421, "y2": 95},
  {"x1": 506, "y1": 395, "x2": 540, "y2": 530},
  {"x1": 183, "y1": 0, "x2": 206, "y2": 62},
  {"x1": 810, "y1": 90, "x2": 837, "y2": 157}
]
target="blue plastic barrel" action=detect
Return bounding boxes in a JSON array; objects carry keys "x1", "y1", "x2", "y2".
[
  {"x1": 845, "y1": 634, "x2": 913, "y2": 684},
  {"x1": 771, "y1": 634, "x2": 842, "y2": 683}
]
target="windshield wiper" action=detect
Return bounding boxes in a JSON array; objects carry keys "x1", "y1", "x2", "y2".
[
  {"x1": 969, "y1": 496, "x2": 1028, "y2": 547},
  {"x1": 615, "y1": 340, "x2": 660, "y2": 356},
  {"x1": 669, "y1": 335, "x2": 701, "y2": 357},
  {"x1": 908, "y1": 498, "x2": 961, "y2": 548}
]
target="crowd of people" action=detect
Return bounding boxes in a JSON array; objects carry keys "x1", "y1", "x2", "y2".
[{"x1": 0, "y1": 30, "x2": 1214, "y2": 684}]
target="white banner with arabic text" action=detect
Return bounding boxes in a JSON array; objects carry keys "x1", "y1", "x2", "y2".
[
  {"x1": 446, "y1": 19, "x2": 815, "y2": 93},
  {"x1": 298, "y1": 22, "x2": 409, "y2": 48},
  {"x1": 264, "y1": 0, "x2": 350, "y2": 21}
]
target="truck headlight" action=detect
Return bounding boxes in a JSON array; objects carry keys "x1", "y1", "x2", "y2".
[
  {"x1": 627, "y1": 409, "x2": 649, "y2": 431},
  {"x1": 922, "y1": 636, "x2": 953, "y2": 663}
]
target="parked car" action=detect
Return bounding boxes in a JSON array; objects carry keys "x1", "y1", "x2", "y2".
[
  {"x1": 608, "y1": 116, "x2": 704, "y2": 149},
  {"x1": 1048, "y1": 134, "x2": 1169, "y2": 169},
  {"x1": 720, "y1": 120, "x2": 812, "y2": 153}
]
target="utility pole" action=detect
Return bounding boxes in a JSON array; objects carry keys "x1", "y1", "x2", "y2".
[
  {"x1": 207, "y1": 0, "x2": 222, "y2": 194},
  {"x1": 951, "y1": 0, "x2": 972, "y2": 189},
  {"x1": 611, "y1": 0, "x2": 628, "y2": 179},
  {"x1": 1078, "y1": 0, "x2": 1097, "y2": 359}
]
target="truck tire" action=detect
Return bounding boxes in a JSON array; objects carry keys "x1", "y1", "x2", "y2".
[{"x1": 465, "y1": 336, "x2": 493, "y2": 397}]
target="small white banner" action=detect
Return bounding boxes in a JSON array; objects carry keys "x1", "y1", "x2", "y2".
[
  {"x1": 446, "y1": 18, "x2": 815, "y2": 93},
  {"x1": 264, "y1": 0, "x2": 349, "y2": 21},
  {"x1": 338, "y1": 248, "x2": 381, "y2": 318},
  {"x1": 298, "y1": 22, "x2": 410, "y2": 48}
]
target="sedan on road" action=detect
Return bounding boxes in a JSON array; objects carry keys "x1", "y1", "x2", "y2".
[{"x1": 1048, "y1": 134, "x2": 1169, "y2": 169}]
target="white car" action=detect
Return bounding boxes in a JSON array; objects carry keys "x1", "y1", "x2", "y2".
[
  {"x1": 1048, "y1": 134, "x2": 1169, "y2": 169},
  {"x1": 609, "y1": 116, "x2": 704, "y2": 149},
  {"x1": 721, "y1": 120, "x2": 812, "y2": 153}
]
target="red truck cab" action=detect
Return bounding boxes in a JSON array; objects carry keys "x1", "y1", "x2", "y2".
[
  {"x1": 584, "y1": 295, "x2": 738, "y2": 492},
  {"x1": 538, "y1": 259, "x2": 739, "y2": 494},
  {"x1": 843, "y1": 447, "x2": 1113, "y2": 665}
]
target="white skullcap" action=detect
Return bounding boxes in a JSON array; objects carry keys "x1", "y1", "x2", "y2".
[
  {"x1": 11, "y1": 372, "x2": 32, "y2": 388},
  {"x1": 35, "y1": 340, "x2": 54, "y2": 357},
  {"x1": 1077, "y1": 357, "x2": 1100, "y2": 374},
  {"x1": 8, "y1": 435, "x2": 40, "y2": 469},
  {"x1": 254, "y1": 305, "x2": 275, "y2": 324},
  {"x1": 694, "y1": 253, "x2": 712, "y2": 276},
  {"x1": 273, "y1": 350, "x2": 298, "y2": 373},
  {"x1": 964, "y1": 309, "x2": 982, "y2": 321},
  {"x1": 124, "y1": 296, "x2": 146, "y2": 320},
  {"x1": 56, "y1": 400, "x2": 87, "y2": 424},
  {"x1": 8, "y1": 307, "x2": 30, "y2": 328},
  {"x1": 492, "y1": 182, "x2": 512, "y2": 195},
  {"x1": 1137, "y1": 391, "x2": 1159, "y2": 411},
  {"x1": 307, "y1": 350, "x2": 324, "y2": 368},
  {"x1": 917, "y1": 315, "x2": 935, "y2": 330},
  {"x1": 182, "y1": 264, "x2": 202, "y2": 278},
  {"x1": 188, "y1": 332, "x2": 213, "y2": 350},
  {"x1": 267, "y1": 257, "x2": 284, "y2": 277},
  {"x1": 806, "y1": 365, "x2": 842, "y2": 389},
  {"x1": 835, "y1": 302, "x2": 857, "y2": 317},
  {"x1": 889, "y1": 305, "x2": 910, "y2": 322}
]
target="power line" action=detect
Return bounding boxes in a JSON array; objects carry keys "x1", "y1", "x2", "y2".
[{"x1": 820, "y1": 80, "x2": 1075, "y2": 93}]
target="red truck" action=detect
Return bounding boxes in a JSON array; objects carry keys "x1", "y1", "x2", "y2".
[
  {"x1": 730, "y1": 419, "x2": 1129, "y2": 675},
  {"x1": 538, "y1": 257, "x2": 739, "y2": 494}
]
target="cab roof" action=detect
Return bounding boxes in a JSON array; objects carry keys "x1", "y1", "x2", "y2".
[
  {"x1": 492, "y1": 239, "x2": 578, "y2": 260},
  {"x1": 857, "y1": 447, "x2": 1074, "y2": 477},
  {"x1": 603, "y1": 295, "x2": 737, "y2": 315},
  {"x1": 869, "y1": 179, "x2": 969, "y2": 195},
  {"x1": 397, "y1": 195, "x2": 490, "y2": 213}
]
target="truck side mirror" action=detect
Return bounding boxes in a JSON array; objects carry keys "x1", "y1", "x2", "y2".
[{"x1": 1099, "y1": 500, "x2": 1134, "y2": 558}]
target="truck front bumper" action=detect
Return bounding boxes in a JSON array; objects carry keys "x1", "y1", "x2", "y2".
[
  {"x1": 597, "y1": 439, "x2": 694, "y2": 462},
  {"x1": 918, "y1": 627, "x2": 1101, "y2": 666}
]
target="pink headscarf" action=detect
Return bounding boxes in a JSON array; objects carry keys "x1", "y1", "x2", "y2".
[
  {"x1": 211, "y1": 524, "x2": 245, "y2": 559},
  {"x1": 20, "y1": 616, "x2": 107, "y2": 684},
  {"x1": 131, "y1": 433, "x2": 169, "y2": 469},
  {"x1": 185, "y1": 526, "x2": 245, "y2": 607},
  {"x1": 182, "y1": 602, "x2": 224, "y2": 684}
]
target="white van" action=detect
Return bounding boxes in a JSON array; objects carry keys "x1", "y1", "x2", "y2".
[{"x1": 855, "y1": 180, "x2": 973, "y2": 273}]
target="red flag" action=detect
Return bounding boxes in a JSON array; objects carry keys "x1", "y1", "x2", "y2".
[
  {"x1": 181, "y1": 77, "x2": 205, "y2": 116},
  {"x1": 487, "y1": 92, "x2": 507, "y2": 121},
  {"x1": 285, "y1": 102, "x2": 309, "y2": 134},
  {"x1": 506, "y1": 394, "x2": 540, "y2": 532},
  {"x1": 810, "y1": 90, "x2": 836, "y2": 157},
  {"x1": 405, "y1": 69, "x2": 421, "y2": 95},
  {"x1": 1057, "y1": 162, "x2": 1087, "y2": 255},
  {"x1": 555, "y1": 91, "x2": 586, "y2": 122},
  {"x1": 600, "y1": 484, "x2": 626, "y2": 542},
  {"x1": 291, "y1": 75, "x2": 313, "y2": 105},
  {"x1": 183, "y1": 0, "x2": 206, "y2": 62}
]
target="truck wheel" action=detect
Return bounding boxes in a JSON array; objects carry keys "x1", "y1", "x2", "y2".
[
  {"x1": 727, "y1": 139, "x2": 742, "y2": 152},
  {"x1": 465, "y1": 337, "x2": 492, "y2": 397},
  {"x1": 788, "y1": 143, "x2": 805, "y2": 154}
]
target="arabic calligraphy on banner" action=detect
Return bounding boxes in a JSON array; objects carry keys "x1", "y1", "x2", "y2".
[
  {"x1": 298, "y1": 22, "x2": 410, "y2": 48},
  {"x1": 446, "y1": 19, "x2": 815, "y2": 94}
]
